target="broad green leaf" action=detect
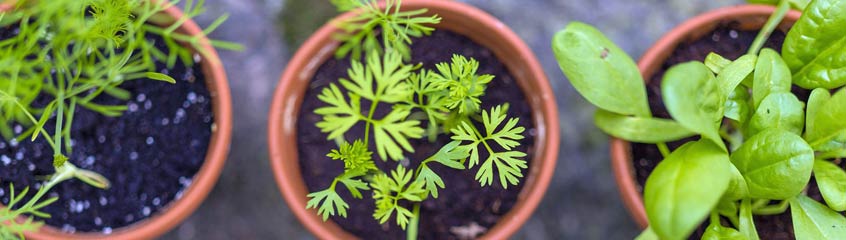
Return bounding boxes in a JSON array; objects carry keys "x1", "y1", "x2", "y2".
[
  {"x1": 644, "y1": 140, "x2": 731, "y2": 240},
  {"x1": 747, "y1": 92, "x2": 805, "y2": 136},
  {"x1": 790, "y1": 195, "x2": 846, "y2": 240},
  {"x1": 814, "y1": 160, "x2": 846, "y2": 211},
  {"x1": 594, "y1": 109, "x2": 695, "y2": 143},
  {"x1": 738, "y1": 199, "x2": 760, "y2": 240},
  {"x1": 703, "y1": 222, "x2": 748, "y2": 240},
  {"x1": 705, "y1": 52, "x2": 732, "y2": 74},
  {"x1": 662, "y1": 62, "x2": 724, "y2": 147},
  {"x1": 806, "y1": 88, "x2": 846, "y2": 147},
  {"x1": 716, "y1": 54, "x2": 756, "y2": 99},
  {"x1": 635, "y1": 227, "x2": 659, "y2": 240},
  {"x1": 731, "y1": 129, "x2": 814, "y2": 199},
  {"x1": 725, "y1": 85, "x2": 751, "y2": 123},
  {"x1": 805, "y1": 88, "x2": 831, "y2": 138},
  {"x1": 752, "y1": 48, "x2": 792, "y2": 109},
  {"x1": 552, "y1": 22, "x2": 650, "y2": 117},
  {"x1": 782, "y1": 0, "x2": 846, "y2": 89},
  {"x1": 722, "y1": 163, "x2": 749, "y2": 201}
]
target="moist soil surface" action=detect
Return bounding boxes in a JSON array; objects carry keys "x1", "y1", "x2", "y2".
[
  {"x1": 0, "y1": 24, "x2": 213, "y2": 233},
  {"x1": 297, "y1": 30, "x2": 536, "y2": 239},
  {"x1": 631, "y1": 23, "x2": 840, "y2": 240}
]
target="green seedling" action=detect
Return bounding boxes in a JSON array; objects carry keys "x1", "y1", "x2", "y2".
[
  {"x1": 553, "y1": 0, "x2": 846, "y2": 239},
  {"x1": 0, "y1": 0, "x2": 239, "y2": 238},
  {"x1": 306, "y1": 1, "x2": 529, "y2": 239}
]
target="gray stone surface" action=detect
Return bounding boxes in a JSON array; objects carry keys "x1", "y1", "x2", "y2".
[{"x1": 161, "y1": 0, "x2": 744, "y2": 239}]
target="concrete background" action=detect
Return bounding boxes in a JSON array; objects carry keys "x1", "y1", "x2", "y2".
[{"x1": 162, "y1": 0, "x2": 745, "y2": 239}]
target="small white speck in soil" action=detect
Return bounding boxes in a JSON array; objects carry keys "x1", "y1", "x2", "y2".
[
  {"x1": 197, "y1": 96, "x2": 205, "y2": 103},
  {"x1": 27, "y1": 163, "x2": 35, "y2": 171},
  {"x1": 128, "y1": 102, "x2": 139, "y2": 112},
  {"x1": 182, "y1": 101, "x2": 190, "y2": 108},
  {"x1": 136, "y1": 93, "x2": 147, "y2": 102},
  {"x1": 0, "y1": 141, "x2": 6, "y2": 149},
  {"x1": 124, "y1": 214, "x2": 134, "y2": 223},
  {"x1": 9, "y1": 139, "x2": 17, "y2": 147},
  {"x1": 161, "y1": 118, "x2": 170, "y2": 126},
  {"x1": 144, "y1": 100, "x2": 153, "y2": 110},
  {"x1": 129, "y1": 151, "x2": 139, "y2": 161},
  {"x1": 99, "y1": 196, "x2": 108, "y2": 206},
  {"x1": 146, "y1": 137, "x2": 155, "y2": 145},
  {"x1": 142, "y1": 206, "x2": 151, "y2": 216},
  {"x1": 98, "y1": 135, "x2": 106, "y2": 143},
  {"x1": 0, "y1": 188, "x2": 5, "y2": 197},
  {"x1": 15, "y1": 151, "x2": 23, "y2": 160},
  {"x1": 1, "y1": 155, "x2": 10, "y2": 166},
  {"x1": 187, "y1": 92, "x2": 197, "y2": 103},
  {"x1": 84, "y1": 156, "x2": 96, "y2": 166},
  {"x1": 62, "y1": 224, "x2": 76, "y2": 233},
  {"x1": 13, "y1": 124, "x2": 22, "y2": 134},
  {"x1": 103, "y1": 227, "x2": 113, "y2": 234},
  {"x1": 94, "y1": 217, "x2": 102, "y2": 226},
  {"x1": 152, "y1": 197, "x2": 161, "y2": 206},
  {"x1": 730, "y1": 30, "x2": 739, "y2": 39}
]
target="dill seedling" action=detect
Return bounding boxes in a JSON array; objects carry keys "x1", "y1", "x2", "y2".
[
  {"x1": 0, "y1": 0, "x2": 239, "y2": 238},
  {"x1": 306, "y1": 1, "x2": 529, "y2": 239}
]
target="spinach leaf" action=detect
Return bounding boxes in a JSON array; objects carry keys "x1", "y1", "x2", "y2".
[
  {"x1": 705, "y1": 52, "x2": 732, "y2": 74},
  {"x1": 747, "y1": 92, "x2": 805, "y2": 136},
  {"x1": 804, "y1": 88, "x2": 831, "y2": 138},
  {"x1": 594, "y1": 109, "x2": 695, "y2": 143},
  {"x1": 789, "y1": 195, "x2": 846, "y2": 240},
  {"x1": 644, "y1": 140, "x2": 731, "y2": 239},
  {"x1": 725, "y1": 85, "x2": 751, "y2": 124},
  {"x1": 717, "y1": 54, "x2": 756, "y2": 98},
  {"x1": 782, "y1": 0, "x2": 846, "y2": 89},
  {"x1": 662, "y1": 62, "x2": 724, "y2": 148},
  {"x1": 813, "y1": 160, "x2": 846, "y2": 211},
  {"x1": 553, "y1": 22, "x2": 651, "y2": 117},
  {"x1": 731, "y1": 129, "x2": 813, "y2": 200},
  {"x1": 752, "y1": 48, "x2": 791, "y2": 109},
  {"x1": 806, "y1": 88, "x2": 846, "y2": 148},
  {"x1": 722, "y1": 163, "x2": 749, "y2": 201}
]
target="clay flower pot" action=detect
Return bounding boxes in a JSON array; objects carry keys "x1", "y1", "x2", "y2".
[
  {"x1": 0, "y1": 2, "x2": 233, "y2": 239},
  {"x1": 268, "y1": 0, "x2": 559, "y2": 239},
  {"x1": 611, "y1": 4, "x2": 802, "y2": 229}
]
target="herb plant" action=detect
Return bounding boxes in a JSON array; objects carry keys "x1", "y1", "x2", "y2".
[
  {"x1": 553, "y1": 0, "x2": 846, "y2": 239},
  {"x1": 0, "y1": 0, "x2": 239, "y2": 238},
  {"x1": 305, "y1": 1, "x2": 529, "y2": 239}
]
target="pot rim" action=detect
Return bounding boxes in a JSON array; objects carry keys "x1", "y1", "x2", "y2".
[
  {"x1": 612, "y1": 4, "x2": 802, "y2": 229},
  {"x1": 268, "y1": 0, "x2": 559, "y2": 239},
  {"x1": 0, "y1": 2, "x2": 233, "y2": 239}
]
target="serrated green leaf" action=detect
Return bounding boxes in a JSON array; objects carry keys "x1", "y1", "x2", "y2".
[
  {"x1": 418, "y1": 165, "x2": 445, "y2": 198},
  {"x1": 790, "y1": 194, "x2": 846, "y2": 240},
  {"x1": 372, "y1": 107, "x2": 424, "y2": 161},
  {"x1": 662, "y1": 61, "x2": 724, "y2": 148},
  {"x1": 452, "y1": 105, "x2": 528, "y2": 188},
  {"x1": 338, "y1": 176, "x2": 370, "y2": 199},
  {"x1": 340, "y1": 50, "x2": 412, "y2": 103},
  {"x1": 315, "y1": 84, "x2": 363, "y2": 140},
  {"x1": 752, "y1": 48, "x2": 791, "y2": 109},
  {"x1": 484, "y1": 105, "x2": 524, "y2": 150},
  {"x1": 731, "y1": 129, "x2": 814, "y2": 199},
  {"x1": 644, "y1": 140, "x2": 731, "y2": 240},
  {"x1": 552, "y1": 22, "x2": 650, "y2": 117},
  {"x1": 306, "y1": 188, "x2": 349, "y2": 221},
  {"x1": 429, "y1": 141, "x2": 468, "y2": 170},
  {"x1": 594, "y1": 109, "x2": 695, "y2": 143},
  {"x1": 431, "y1": 55, "x2": 493, "y2": 114},
  {"x1": 814, "y1": 160, "x2": 846, "y2": 211}
]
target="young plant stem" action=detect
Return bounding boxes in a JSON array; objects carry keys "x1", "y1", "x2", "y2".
[
  {"x1": 752, "y1": 200, "x2": 789, "y2": 215},
  {"x1": 656, "y1": 142, "x2": 670, "y2": 157},
  {"x1": 363, "y1": 98, "x2": 381, "y2": 146},
  {"x1": 747, "y1": 0, "x2": 790, "y2": 55},
  {"x1": 407, "y1": 203, "x2": 420, "y2": 240}
]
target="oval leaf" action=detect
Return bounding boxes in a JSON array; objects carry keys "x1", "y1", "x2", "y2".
[
  {"x1": 807, "y1": 88, "x2": 846, "y2": 147},
  {"x1": 747, "y1": 92, "x2": 805, "y2": 136},
  {"x1": 805, "y1": 88, "x2": 831, "y2": 138},
  {"x1": 814, "y1": 160, "x2": 846, "y2": 211},
  {"x1": 703, "y1": 223, "x2": 748, "y2": 240},
  {"x1": 552, "y1": 22, "x2": 650, "y2": 117},
  {"x1": 594, "y1": 109, "x2": 695, "y2": 143},
  {"x1": 782, "y1": 0, "x2": 846, "y2": 89},
  {"x1": 731, "y1": 129, "x2": 814, "y2": 199},
  {"x1": 662, "y1": 62, "x2": 724, "y2": 147},
  {"x1": 144, "y1": 72, "x2": 176, "y2": 84},
  {"x1": 753, "y1": 48, "x2": 791, "y2": 109},
  {"x1": 644, "y1": 140, "x2": 731, "y2": 239},
  {"x1": 725, "y1": 85, "x2": 751, "y2": 124},
  {"x1": 790, "y1": 195, "x2": 846, "y2": 240},
  {"x1": 717, "y1": 54, "x2": 756, "y2": 99}
]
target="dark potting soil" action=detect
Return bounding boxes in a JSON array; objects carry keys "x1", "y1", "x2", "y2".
[
  {"x1": 631, "y1": 23, "x2": 839, "y2": 240},
  {"x1": 0, "y1": 23, "x2": 213, "y2": 233},
  {"x1": 296, "y1": 30, "x2": 536, "y2": 239}
]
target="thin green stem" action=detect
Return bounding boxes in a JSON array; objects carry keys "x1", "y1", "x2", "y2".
[
  {"x1": 407, "y1": 203, "x2": 420, "y2": 240},
  {"x1": 710, "y1": 211, "x2": 720, "y2": 225},
  {"x1": 747, "y1": 0, "x2": 790, "y2": 55},
  {"x1": 656, "y1": 143, "x2": 670, "y2": 157},
  {"x1": 363, "y1": 98, "x2": 380, "y2": 146},
  {"x1": 752, "y1": 200, "x2": 789, "y2": 215}
]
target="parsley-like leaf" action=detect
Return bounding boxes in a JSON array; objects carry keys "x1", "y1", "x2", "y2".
[
  {"x1": 373, "y1": 106, "x2": 424, "y2": 161},
  {"x1": 333, "y1": 0, "x2": 441, "y2": 60},
  {"x1": 451, "y1": 105, "x2": 527, "y2": 188},
  {"x1": 371, "y1": 166, "x2": 427, "y2": 229},
  {"x1": 306, "y1": 188, "x2": 349, "y2": 221},
  {"x1": 432, "y1": 55, "x2": 494, "y2": 114},
  {"x1": 340, "y1": 50, "x2": 412, "y2": 103},
  {"x1": 315, "y1": 84, "x2": 363, "y2": 140},
  {"x1": 327, "y1": 140, "x2": 377, "y2": 175}
]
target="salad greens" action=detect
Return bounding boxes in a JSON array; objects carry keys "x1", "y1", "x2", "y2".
[{"x1": 553, "y1": 0, "x2": 846, "y2": 239}]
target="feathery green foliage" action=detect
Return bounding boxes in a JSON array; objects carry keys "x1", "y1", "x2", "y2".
[
  {"x1": 330, "y1": 0, "x2": 441, "y2": 60},
  {"x1": 307, "y1": 1, "x2": 529, "y2": 239},
  {"x1": 0, "y1": 0, "x2": 238, "y2": 237}
]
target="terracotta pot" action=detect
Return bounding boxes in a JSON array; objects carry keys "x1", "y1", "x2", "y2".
[
  {"x1": 612, "y1": 4, "x2": 802, "y2": 229},
  {"x1": 268, "y1": 0, "x2": 559, "y2": 239},
  {"x1": 0, "y1": 2, "x2": 233, "y2": 239}
]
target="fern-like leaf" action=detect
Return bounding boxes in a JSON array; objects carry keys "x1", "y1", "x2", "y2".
[
  {"x1": 306, "y1": 188, "x2": 349, "y2": 221},
  {"x1": 450, "y1": 105, "x2": 527, "y2": 188},
  {"x1": 371, "y1": 166, "x2": 427, "y2": 229},
  {"x1": 315, "y1": 84, "x2": 363, "y2": 140},
  {"x1": 432, "y1": 55, "x2": 494, "y2": 114},
  {"x1": 333, "y1": 0, "x2": 441, "y2": 60}
]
